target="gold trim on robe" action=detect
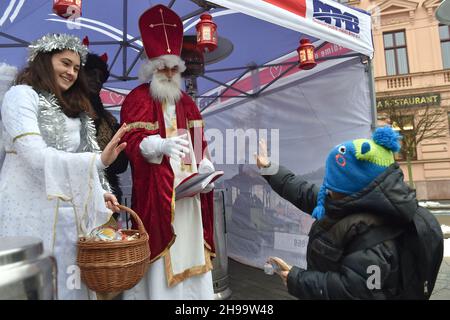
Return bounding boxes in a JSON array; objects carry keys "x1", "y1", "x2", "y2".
[
  {"x1": 164, "y1": 247, "x2": 214, "y2": 287},
  {"x1": 126, "y1": 121, "x2": 159, "y2": 132},
  {"x1": 188, "y1": 120, "x2": 204, "y2": 128},
  {"x1": 149, "y1": 190, "x2": 177, "y2": 264},
  {"x1": 13, "y1": 132, "x2": 41, "y2": 143}
]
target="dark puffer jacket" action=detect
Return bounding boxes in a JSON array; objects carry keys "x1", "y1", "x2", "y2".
[{"x1": 263, "y1": 163, "x2": 417, "y2": 299}]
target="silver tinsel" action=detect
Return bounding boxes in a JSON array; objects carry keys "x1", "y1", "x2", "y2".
[
  {"x1": 28, "y1": 33, "x2": 89, "y2": 65},
  {"x1": 37, "y1": 92, "x2": 111, "y2": 192},
  {"x1": 38, "y1": 93, "x2": 70, "y2": 151},
  {"x1": 79, "y1": 113, "x2": 112, "y2": 193}
]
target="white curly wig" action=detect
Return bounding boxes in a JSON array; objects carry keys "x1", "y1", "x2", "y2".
[{"x1": 138, "y1": 54, "x2": 186, "y2": 83}]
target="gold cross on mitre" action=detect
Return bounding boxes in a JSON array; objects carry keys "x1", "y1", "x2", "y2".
[{"x1": 149, "y1": 8, "x2": 178, "y2": 53}]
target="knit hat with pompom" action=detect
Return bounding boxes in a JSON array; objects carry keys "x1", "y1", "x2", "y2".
[{"x1": 311, "y1": 126, "x2": 401, "y2": 220}]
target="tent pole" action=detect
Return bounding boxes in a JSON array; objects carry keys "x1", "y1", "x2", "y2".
[
  {"x1": 181, "y1": 8, "x2": 206, "y2": 21},
  {"x1": 0, "y1": 32, "x2": 28, "y2": 45},
  {"x1": 367, "y1": 58, "x2": 377, "y2": 132},
  {"x1": 126, "y1": 48, "x2": 144, "y2": 76},
  {"x1": 122, "y1": 0, "x2": 128, "y2": 79}
]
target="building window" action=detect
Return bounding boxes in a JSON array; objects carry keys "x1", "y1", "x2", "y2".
[
  {"x1": 392, "y1": 116, "x2": 416, "y2": 161},
  {"x1": 383, "y1": 31, "x2": 409, "y2": 76},
  {"x1": 440, "y1": 24, "x2": 450, "y2": 69}
]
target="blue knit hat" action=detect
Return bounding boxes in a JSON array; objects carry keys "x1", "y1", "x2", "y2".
[{"x1": 312, "y1": 126, "x2": 401, "y2": 220}]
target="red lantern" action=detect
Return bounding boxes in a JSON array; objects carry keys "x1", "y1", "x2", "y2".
[
  {"x1": 53, "y1": 0, "x2": 82, "y2": 19},
  {"x1": 196, "y1": 13, "x2": 218, "y2": 53},
  {"x1": 297, "y1": 38, "x2": 316, "y2": 70}
]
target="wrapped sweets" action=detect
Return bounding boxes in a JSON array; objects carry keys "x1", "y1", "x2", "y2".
[
  {"x1": 88, "y1": 226, "x2": 140, "y2": 241},
  {"x1": 89, "y1": 227, "x2": 122, "y2": 241}
]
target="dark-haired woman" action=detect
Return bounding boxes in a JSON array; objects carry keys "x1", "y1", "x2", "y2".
[{"x1": 0, "y1": 34, "x2": 127, "y2": 299}]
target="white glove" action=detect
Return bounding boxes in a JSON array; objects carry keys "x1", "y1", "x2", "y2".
[
  {"x1": 201, "y1": 182, "x2": 215, "y2": 193},
  {"x1": 140, "y1": 135, "x2": 164, "y2": 164},
  {"x1": 160, "y1": 134, "x2": 190, "y2": 162},
  {"x1": 140, "y1": 134, "x2": 190, "y2": 163},
  {"x1": 199, "y1": 158, "x2": 215, "y2": 193},
  {"x1": 198, "y1": 158, "x2": 215, "y2": 174}
]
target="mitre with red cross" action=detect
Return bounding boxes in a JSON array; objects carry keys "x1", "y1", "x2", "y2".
[{"x1": 139, "y1": 4, "x2": 183, "y2": 59}]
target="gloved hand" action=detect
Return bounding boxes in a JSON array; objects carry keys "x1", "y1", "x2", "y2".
[
  {"x1": 199, "y1": 158, "x2": 215, "y2": 193},
  {"x1": 201, "y1": 182, "x2": 215, "y2": 193},
  {"x1": 159, "y1": 134, "x2": 190, "y2": 162},
  {"x1": 140, "y1": 134, "x2": 190, "y2": 163},
  {"x1": 198, "y1": 158, "x2": 215, "y2": 174}
]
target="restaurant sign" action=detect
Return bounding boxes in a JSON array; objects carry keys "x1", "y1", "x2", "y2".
[{"x1": 376, "y1": 93, "x2": 440, "y2": 109}]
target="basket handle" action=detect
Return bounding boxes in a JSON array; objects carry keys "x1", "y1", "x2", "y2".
[{"x1": 117, "y1": 204, "x2": 147, "y2": 235}]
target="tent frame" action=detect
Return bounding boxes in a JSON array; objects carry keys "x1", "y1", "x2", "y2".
[{"x1": 0, "y1": 0, "x2": 377, "y2": 129}]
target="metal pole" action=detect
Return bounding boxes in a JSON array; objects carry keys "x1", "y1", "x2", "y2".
[
  {"x1": 256, "y1": 62, "x2": 298, "y2": 97},
  {"x1": 168, "y1": 0, "x2": 177, "y2": 8},
  {"x1": 122, "y1": 0, "x2": 128, "y2": 80},
  {"x1": 0, "y1": 32, "x2": 29, "y2": 45},
  {"x1": 126, "y1": 48, "x2": 144, "y2": 76},
  {"x1": 109, "y1": 46, "x2": 123, "y2": 73},
  {"x1": 367, "y1": 58, "x2": 378, "y2": 132},
  {"x1": 181, "y1": 8, "x2": 207, "y2": 21}
]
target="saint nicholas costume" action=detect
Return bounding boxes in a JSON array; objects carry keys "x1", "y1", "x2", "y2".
[{"x1": 121, "y1": 5, "x2": 215, "y2": 300}]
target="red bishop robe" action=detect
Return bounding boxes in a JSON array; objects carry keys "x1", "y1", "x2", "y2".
[{"x1": 120, "y1": 84, "x2": 215, "y2": 263}]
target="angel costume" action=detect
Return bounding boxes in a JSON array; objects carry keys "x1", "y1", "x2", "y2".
[{"x1": 0, "y1": 85, "x2": 112, "y2": 300}]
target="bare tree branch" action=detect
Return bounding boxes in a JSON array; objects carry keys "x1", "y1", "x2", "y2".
[{"x1": 377, "y1": 96, "x2": 446, "y2": 163}]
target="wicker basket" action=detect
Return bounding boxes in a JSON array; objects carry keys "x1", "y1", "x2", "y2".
[{"x1": 77, "y1": 205, "x2": 150, "y2": 293}]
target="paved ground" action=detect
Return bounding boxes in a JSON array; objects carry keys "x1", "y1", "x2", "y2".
[
  {"x1": 430, "y1": 237, "x2": 450, "y2": 300},
  {"x1": 228, "y1": 258, "x2": 294, "y2": 300},
  {"x1": 226, "y1": 240, "x2": 450, "y2": 300},
  {"x1": 431, "y1": 257, "x2": 450, "y2": 300},
  {"x1": 224, "y1": 208, "x2": 450, "y2": 300}
]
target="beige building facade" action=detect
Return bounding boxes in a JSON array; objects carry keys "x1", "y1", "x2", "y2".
[{"x1": 346, "y1": 0, "x2": 450, "y2": 200}]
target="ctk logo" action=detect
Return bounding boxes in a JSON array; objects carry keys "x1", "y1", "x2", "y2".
[{"x1": 313, "y1": 0, "x2": 360, "y2": 34}]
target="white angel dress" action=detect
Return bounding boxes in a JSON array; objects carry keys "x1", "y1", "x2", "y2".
[
  {"x1": 0, "y1": 85, "x2": 112, "y2": 300},
  {"x1": 0, "y1": 62, "x2": 17, "y2": 168}
]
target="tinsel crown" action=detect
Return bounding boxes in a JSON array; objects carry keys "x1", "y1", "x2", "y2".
[{"x1": 28, "y1": 33, "x2": 89, "y2": 65}]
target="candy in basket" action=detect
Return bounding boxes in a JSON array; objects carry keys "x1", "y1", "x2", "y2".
[{"x1": 76, "y1": 205, "x2": 150, "y2": 294}]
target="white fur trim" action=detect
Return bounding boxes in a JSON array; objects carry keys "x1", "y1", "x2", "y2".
[
  {"x1": 0, "y1": 62, "x2": 18, "y2": 106},
  {"x1": 138, "y1": 60, "x2": 154, "y2": 83},
  {"x1": 138, "y1": 55, "x2": 186, "y2": 83}
]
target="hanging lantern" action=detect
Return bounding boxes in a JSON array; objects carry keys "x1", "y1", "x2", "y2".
[
  {"x1": 297, "y1": 38, "x2": 316, "y2": 70},
  {"x1": 196, "y1": 13, "x2": 218, "y2": 53},
  {"x1": 53, "y1": 0, "x2": 82, "y2": 19}
]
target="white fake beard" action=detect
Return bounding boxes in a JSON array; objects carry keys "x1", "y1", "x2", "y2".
[{"x1": 150, "y1": 72, "x2": 182, "y2": 105}]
